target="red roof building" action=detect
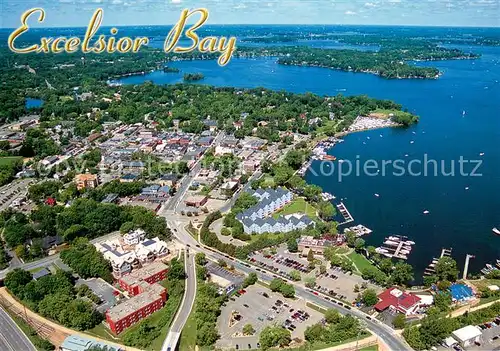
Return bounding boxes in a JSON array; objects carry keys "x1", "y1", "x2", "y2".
[
  {"x1": 374, "y1": 287, "x2": 422, "y2": 315},
  {"x1": 106, "y1": 262, "x2": 169, "y2": 334},
  {"x1": 45, "y1": 197, "x2": 56, "y2": 206}
]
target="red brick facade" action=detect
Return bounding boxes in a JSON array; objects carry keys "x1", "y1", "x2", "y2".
[{"x1": 106, "y1": 262, "x2": 169, "y2": 334}]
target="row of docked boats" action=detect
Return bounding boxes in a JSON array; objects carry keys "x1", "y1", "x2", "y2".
[{"x1": 375, "y1": 235, "x2": 415, "y2": 260}]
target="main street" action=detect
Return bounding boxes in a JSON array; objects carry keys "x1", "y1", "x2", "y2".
[
  {"x1": 0, "y1": 306, "x2": 36, "y2": 351},
  {"x1": 166, "y1": 217, "x2": 412, "y2": 351}
]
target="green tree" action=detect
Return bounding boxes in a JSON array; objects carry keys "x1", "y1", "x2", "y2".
[
  {"x1": 379, "y1": 258, "x2": 394, "y2": 274},
  {"x1": 270, "y1": 278, "x2": 283, "y2": 292},
  {"x1": 393, "y1": 313, "x2": 407, "y2": 329},
  {"x1": 435, "y1": 257, "x2": 459, "y2": 282},
  {"x1": 304, "y1": 276, "x2": 316, "y2": 288},
  {"x1": 5, "y1": 269, "x2": 32, "y2": 298},
  {"x1": 434, "y1": 291, "x2": 452, "y2": 312},
  {"x1": 243, "y1": 324, "x2": 255, "y2": 336},
  {"x1": 168, "y1": 258, "x2": 186, "y2": 280},
  {"x1": 287, "y1": 238, "x2": 298, "y2": 253},
  {"x1": 324, "y1": 308, "x2": 342, "y2": 324},
  {"x1": 289, "y1": 270, "x2": 301, "y2": 281},
  {"x1": 259, "y1": 326, "x2": 291, "y2": 350},
  {"x1": 242, "y1": 272, "x2": 258, "y2": 288},
  {"x1": 195, "y1": 253, "x2": 207, "y2": 266},
  {"x1": 391, "y1": 262, "x2": 414, "y2": 286},
  {"x1": 362, "y1": 288, "x2": 379, "y2": 306},
  {"x1": 354, "y1": 238, "x2": 365, "y2": 251},
  {"x1": 307, "y1": 249, "x2": 314, "y2": 262},
  {"x1": 280, "y1": 283, "x2": 295, "y2": 298}
]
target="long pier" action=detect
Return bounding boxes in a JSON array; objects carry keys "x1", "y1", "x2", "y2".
[{"x1": 337, "y1": 202, "x2": 354, "y2": 225}]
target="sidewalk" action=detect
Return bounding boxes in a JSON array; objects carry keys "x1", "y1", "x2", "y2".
[{"x1": 0, "y1": 287, "x2": 141, "y2": 351}]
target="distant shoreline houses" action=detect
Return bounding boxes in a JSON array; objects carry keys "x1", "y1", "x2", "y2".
[{"x1": 236, "y1": 188, "x2": 315, "y2": 234}]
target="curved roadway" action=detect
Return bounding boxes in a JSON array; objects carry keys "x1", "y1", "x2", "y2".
[{"x1": 165, "y1": 217, "x2": 412, "y2": 351}]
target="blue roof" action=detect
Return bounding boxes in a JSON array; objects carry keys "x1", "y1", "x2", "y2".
[
  {"x1": 450, "y1": 284, "x2": 474, "y2": 301},
  {"x1": 60, "y1": 335, "x2": 122, "y2": 351},
  {"x1": 142, "y1": 239, "x2": 156, "y2": 246},
  {"x1": 121, "y1": 173, "x2": 139, "y2": 180}
]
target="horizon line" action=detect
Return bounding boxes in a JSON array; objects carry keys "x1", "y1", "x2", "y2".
[{"x1": 0, "y1": 23, "x2": 499, "y2": 30}]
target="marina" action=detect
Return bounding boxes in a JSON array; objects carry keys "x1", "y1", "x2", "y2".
[
  {"x1": 424, "y1": 248, "x2": 452, "y2": 276},
  {"x1": 375, "y1": 235, "x2": 415, "y2": 260},
  {"x1": 321, "y1": 192, "x2": 335, "y2": 201},
  {"x1": 336, "y1": 202, "x2": 354, "y2": 225},
  {"x1": 345, "y1": 224, "x2": 373, "y2": 237}
]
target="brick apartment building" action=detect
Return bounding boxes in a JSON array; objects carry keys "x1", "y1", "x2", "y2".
[
  {"x1": 118, "y1": 261, "x2": 168, "y2": 296},
  {"x1": 106, "y1": 262, "x2": 168, "y2": 334}
]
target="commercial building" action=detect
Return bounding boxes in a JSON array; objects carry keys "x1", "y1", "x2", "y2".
[
  {"x1": 184, "y1": 195, "x2": 208, "y2": 208},
  {"x1": 60, "y1": 335, "x2": 122, "y2": 351},
  {"x1": 75, "y1": 174, "x2": 99, "y2": 190},
  {"x1": 451, "y1": 325, "x2": 482, "y2": 348},
  {"x1": 374, "y1": 287, "x2": 422, "y2": 315},
  {"x1": 106, "y1": 282, "x2": 167, "y2": 334},
  {"x1": 297, "y1": 236, "x2": 334, "y2": 255}
]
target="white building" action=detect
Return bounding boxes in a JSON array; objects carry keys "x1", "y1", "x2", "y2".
[
  {"x1": 451, "y1": 325, "x2": 482, "y2": 348},
  {"x1": 123, "y1": 229, "x2": 146, "y2": 245},
  {"x1": 95, "y1": 232, "x2": 169, "y2": 277}
]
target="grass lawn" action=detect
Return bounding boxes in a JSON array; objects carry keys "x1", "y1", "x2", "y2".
[
  {"x1": 330, "y1": 246, "x2": 350, "y2": 255},
  {"x1": 470, "y1": 279, "x2": 500, "y2": 290},
  {"x1": 347, "y1": 252, "x2": 379, "y2": 274},
  {"x1": 261, "y1": 176, "x2": 276, "y2": 188},
  {"x1": 0, "y1": 156, "x2": 22, "y2": 166},
  {"x1": 185, "y1": 224, "x2": 198, "y2": 240},
  {"x1": 87, "y1": 323, "x2": 122, "y2": 343},
  {"x1": 273, "y1": 198, "x2": 317, "y2": 220},
  {"x1": 360, "y1": 346, "x2": 379, "y2": 351}
]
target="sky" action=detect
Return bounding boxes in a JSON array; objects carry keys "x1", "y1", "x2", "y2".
[{"x1": 0, "y1": 0, "x2": 499, "y2": 28}]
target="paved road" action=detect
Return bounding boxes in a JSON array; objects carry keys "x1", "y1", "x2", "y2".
[
  {"x1": 0, "y1": 232, "x2": 120, "y2": 280},
  {"x1": 161, "y1": 251, "x2": 197, "y2": 351},
  {"x1": 0, "y1": 306, "x2": 36, "y2": 351},
  {"x1": 164, "y1": 131, "x2": 225, "y2": 213},
  {"x1": 166, "y1": 219, "x2": 412, "y2": 351}
]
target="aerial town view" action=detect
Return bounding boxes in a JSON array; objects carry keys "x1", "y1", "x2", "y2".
[{"x1": 0, "y1": 1, "x2": 499, "y2": 351}]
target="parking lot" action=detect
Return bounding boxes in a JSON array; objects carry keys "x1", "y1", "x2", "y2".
[
  {"x1": 248, "y1": 247, "x2": 313, "y2": 277},
  {"x1": 314, "y1": 267, "x2": 382, "y2": 303},
  {"x1": 75, "y1": 278, "x2": 121, "y2": 313},
  {"x1": 248, "y1": 245, "x2": 380, "y2": 303},
  {"x1": 216, "y1": 285, "x2": 323, "y2": 350},
  {"x1": 0, "y1": 179, "x2": 35, "y2": 211}
]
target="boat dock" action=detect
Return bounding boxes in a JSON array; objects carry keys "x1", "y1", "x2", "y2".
[
  {"x1": 424, "y1": 248, "x2": 452, "y2": 276},
  {"x1": 375, "y1": 235, "x2": 415, "y2": 260},
  {"x1": 298, "y1": 159, "x2": 313, "y2": 176},
  {"x1": 345, "y1": 224, "x2": 372, "y2": 237},
  {"x1": 321, "y1": 192, "x2": 335, "y2": 201},
  {"x1": 337, "y1": 202, "x2": 354, "y2": 225}
]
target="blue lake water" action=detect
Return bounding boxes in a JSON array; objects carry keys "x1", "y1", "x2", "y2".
[
  {"x1": 119, "y1": 46, "x2": 500, "y2": 279},
  {"x1": 25, "y1": 98, "x2": 43, "y2": 109}
]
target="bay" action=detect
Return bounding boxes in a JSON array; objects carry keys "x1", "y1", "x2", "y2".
[{"x1": 118, "y1": 45, "x2": 500, "y2": 280}]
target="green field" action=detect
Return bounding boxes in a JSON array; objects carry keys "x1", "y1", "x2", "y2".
[
  {"x1": 273, "y1": 198, "x2": 318, "y2": 219},
  {"x1": 347, "y1": 252, "x2": 380, "y2": 274},
  {"x1": 0, "y1": 156, "x2": 22, "y2": 166}
]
